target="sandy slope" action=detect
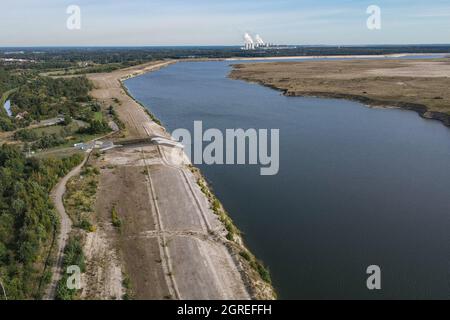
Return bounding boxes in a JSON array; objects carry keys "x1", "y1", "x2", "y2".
[{"x1": 86, "y1": 61, "x2": 274, "y2": 299}]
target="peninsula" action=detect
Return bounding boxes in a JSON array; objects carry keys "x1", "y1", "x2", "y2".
[{"x1": 229, "y1": 58, "x2": 450, "y2": 127}]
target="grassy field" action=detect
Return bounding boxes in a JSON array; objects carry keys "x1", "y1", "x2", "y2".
[
  {"x1": 29, "y1": 121, "x2": 96, "y2": 146},
  {"x1": 33, "y1": 147, "x2": 84, "y2": 159},
  {"x1": 230, "y1": 58, "x2": 450, "y2": 117},
  {"x1": 94, "y1": 111, "x2": 103, "y2": 121},
  {"x1": 17, "y1": 122, "x2": 105, "y2": 157},
  {"x1": 31, "y1": 122, "x2": 80, "y2": 135}
]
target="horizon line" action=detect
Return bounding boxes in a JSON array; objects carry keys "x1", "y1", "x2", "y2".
[{"x1": 1, "y1": 43, "x2": 450, "y2": 49}]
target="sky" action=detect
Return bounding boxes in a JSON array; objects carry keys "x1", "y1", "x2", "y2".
[{"x1": 1, "y1": 0, "x2": 450, "y2": 46}]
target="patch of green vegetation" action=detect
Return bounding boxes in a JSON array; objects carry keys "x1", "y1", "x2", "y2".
[
  {"x1": 15, "y1": 122, "x2": 88, "y2": 151},
  {"x1": 12, "y1": 76, "x2": 93, "y2": 120},
  {"x1": 144, "y1": 109, "x2": 162, "y2": 126},
  {"x1": 70, "y1": 63, "x2": 124, "y2": 75},
  {"x1": 63, "y1": 115, "x2": 72, "y2": 126},
  {"x1": 108, "y1": 105, "x2": 125, "y2": 130},
  {"x1": 33, "y1": 122, "x2": 80, "y2": 136},
  {"x1": 1, "y1": 65, "x2": 112, "y2": 151},
  {"x1": 111, "y1": 205, "x2": 122, "y2": 229},
  {"x1": 55, "y1": 236, "x2": 86, "y2": 300},
  {"x1": 0, "y1": 116, "x2": 15, "y2": 131},
  {"x1": 239, "y1": 250, "x2": 272, "y2": 284},
  {"x1": 121, "y1": 273, "x2": 134, "y2": 300},
  {"x1": 78, "y1": 119, "x2": 111, "y2": 135},
  {"x1": 94, "y1": 112, "x2": 103, "y2": 122},
  {"x1": 0, "y1": 68, "x2": 25, "y2": 130},
  {"x1": 196, "y1": 177, "x2": 239, "y2": 241},
  {"x1": 0, "y1": 144, "x2": 83, "y2": 299},
  {"x1": 64, "y1": 165, "x2": 99, "y2": 233}
]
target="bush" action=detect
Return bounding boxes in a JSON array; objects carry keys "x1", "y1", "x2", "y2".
[
  {"x1": 111, "y1": 206, "x2": 122, "y2": 229},
  {"x1": 63, "y1": 115, "x2": 72, "y2": 126},
  {"x1": 32, "y1": 133, "x2": 65, "y2": 150},
  {"x1": 0, "y1": 116, "x2": 16, "y2": 131},
  {"x1": 14, "y1": 129, "x2": 39, "y2": 142},
  {"x1": 78, "y1": 119, "x2": 110, "y2": 135},
  {"x1": 78, "y1": 218, "x2": 94, "y2": 232},
  {"x1": 55, "y1": 236, "x2": 85, "y2": 300}
]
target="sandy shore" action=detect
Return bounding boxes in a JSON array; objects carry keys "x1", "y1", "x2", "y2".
[
  {"x1": 86, "y1": 61, "x2": 275, "y2": 300},
  {"x1": 226, "y1": 53, "x2": 447, "y2": 61}
]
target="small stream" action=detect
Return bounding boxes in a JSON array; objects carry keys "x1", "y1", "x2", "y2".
[{"x1": 3, "y1": 100, "x2": 12, "y2": 117}]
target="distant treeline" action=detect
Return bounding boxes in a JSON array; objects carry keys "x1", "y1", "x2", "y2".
[
  {"x1": 0, "y1": 144, "x2": 83, "y2": 299},
  {"x1": 1, "y1": 45, "x2": 449, "y2": 65}
]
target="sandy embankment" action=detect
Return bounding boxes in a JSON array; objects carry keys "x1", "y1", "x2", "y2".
[
  {"x1": 225, "y1": 53, "x2": 447, "y2": 61},
  {"x1": 85, "y1": 61, "x2": 275, "y2": 300}
]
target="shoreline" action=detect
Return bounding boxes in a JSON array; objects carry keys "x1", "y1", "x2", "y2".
[
  {"x1": 232, "y1": 77, "x2": 450, "y2": 128},
  {"x1": 88, "y1": 61, "x2": 276, "y2": 299},
  {"x1": 119, "y1": 64, "x2": 276, "y2": 299},
  {"x1": 228, "y1": 60, "x2": 450, "y2": 129}
]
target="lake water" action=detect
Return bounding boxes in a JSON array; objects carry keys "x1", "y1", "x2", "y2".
[
  {"x1": 3, "y1": 100, "x2": 12, "y2": 117},
  {"x1": 125, "y1": 59, "x2": 450, "y2": 299}
]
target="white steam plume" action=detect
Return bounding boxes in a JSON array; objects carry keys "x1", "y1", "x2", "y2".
[
  {"x1": 244, "y1": 32, "x2": 254, "y2": 44},
  {"x1": 255, "y1": 34, "x2": 265, "y2": 45}
]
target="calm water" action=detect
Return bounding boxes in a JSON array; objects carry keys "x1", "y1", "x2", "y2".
[
  {"x1": 125, "y1": 60, "x2": 450, "y2": 299},
  {"x1": 3, "y1": 100, "x2": 11, "y2": 117}
]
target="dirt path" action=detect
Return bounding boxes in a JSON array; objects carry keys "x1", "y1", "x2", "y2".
[{"x1": 44, "y1": 154, "x2": 89, "y2": 300}]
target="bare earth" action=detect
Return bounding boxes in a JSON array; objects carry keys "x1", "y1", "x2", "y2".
[
  {"x1": 230, "y1": 58, "x2": 450, "y2": 126},
  {"x1": 86, "y1": 61, "x2": 274, "y2": 299}
]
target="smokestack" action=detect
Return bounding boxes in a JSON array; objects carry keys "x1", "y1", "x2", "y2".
[
  {"x1": 244, "y1": 33, "x2": 255, "y2": 50},
  {"x1": 255, "y1": 34, "x2": 265, "y2": 46},
  {"x1": 244, "y1": 32, "x2": 254, "y2": 44}
]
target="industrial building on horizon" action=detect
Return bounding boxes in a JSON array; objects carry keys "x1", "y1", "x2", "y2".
[{"x1": 241, "y1": 33, "x2": 295, "y2": 51}]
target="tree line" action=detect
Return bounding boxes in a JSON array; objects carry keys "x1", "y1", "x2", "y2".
[{"x1": 0, "y1": 144, "x2": 83, "y2": 299}]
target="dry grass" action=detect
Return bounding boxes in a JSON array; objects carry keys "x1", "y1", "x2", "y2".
[{"x1": 230, "y1": 58, "x2": 450, "y2": 115}]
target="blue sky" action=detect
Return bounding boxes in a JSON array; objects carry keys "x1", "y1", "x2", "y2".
[{"x1": 1, "y1": 0, "x2": 449, "y2": 46}]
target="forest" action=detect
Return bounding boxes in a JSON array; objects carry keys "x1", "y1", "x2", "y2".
[
  {"x1": 0, "y1": 51, "x2": 114, "y2": 300},
  {"x1": 11, "y1": 76, "x2": 93, "y2": 120},
  {"x1": 0, "y1": 67, "x2": 104, "y2": 136},
  {"x1": 0, "y1": 144, "x2": 83, "y2": 299},
  {"x1": 2, "y1": 45, "x2": 450, "y2": 65}
]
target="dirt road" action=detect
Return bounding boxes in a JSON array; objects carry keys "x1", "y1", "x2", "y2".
[{"x1": 44, "y1": 154, "x2": 88, "y2": 300}]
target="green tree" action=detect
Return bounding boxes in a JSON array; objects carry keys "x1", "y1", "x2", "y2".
[{"x1": 63, "y1": 115, "x2": 72, "y2": 126}]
